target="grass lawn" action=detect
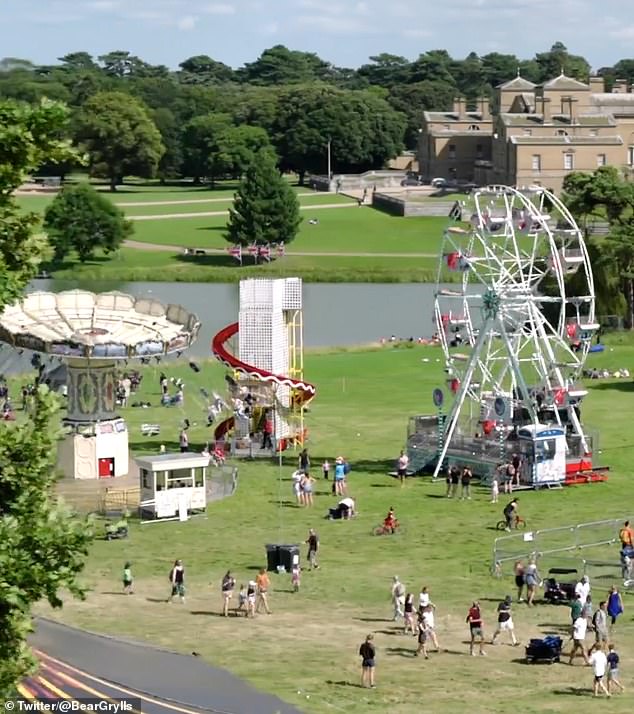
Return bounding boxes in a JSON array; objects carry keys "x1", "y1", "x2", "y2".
[
  {"x1": 32, "y1": 336, "x2": 634, "y2": 713},
  {"x1": 52, "y1": 249, "x2": 440, "y2": 283}
]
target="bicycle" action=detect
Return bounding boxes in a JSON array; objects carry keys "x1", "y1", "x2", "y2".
[
  {"x1": 372, "y1": 520, "x2": 404, "y2": 536},
  {"x1": 495, "y1": 516, "x2": 527, "y2": 531}
]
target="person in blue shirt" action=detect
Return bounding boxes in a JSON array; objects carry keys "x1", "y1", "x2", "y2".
[
  {"x1": 607, "y1": 644, "x2": 624, "y2": 694},
  {"x1": 334, "y1": 457, "x2": 346, "y2": 496}
]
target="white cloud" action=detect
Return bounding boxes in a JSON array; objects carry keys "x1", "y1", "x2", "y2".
[
  {"x1": 85, "y1": 0, "x2": 121, "y2": 11},
  {"x1": 402, "y1": 28, "x2": 431, "y2": 39},
  {"x1": 177, "y1": 15, "x2": 197, "y2": 30},
  {"x1": 203, "y1": 2, "x2": 236, "y2": 15},
  {"x1": 261, "y1": 21, "x2": 279, "y2": 35},
  {"x1": 609, "y1": 25, "x2": 634, "y2": 40},
  {"x1": 296, "y1": 14, "x2": 375, "y2": 34}
]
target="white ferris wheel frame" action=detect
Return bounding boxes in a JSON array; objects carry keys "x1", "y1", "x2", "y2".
[{"x1": 432, "y1": 185, "x2": 596, "y2": 479}]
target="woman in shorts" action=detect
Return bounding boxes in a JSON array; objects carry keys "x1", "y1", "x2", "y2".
[
  {"x1": 246, "y1": 580, "x2": 257, "y2": 618},
  {"x1": 403, "y1": 593, "x2": 416, "y2": 635},
  {"x1": 466, "y1": 601, "x2": 486, "y2": 656},
  {"x1": 491, "y1": 595, "x2": 518, "y2": 646},
  {"x1": 514, "y1": 560, "x2": 526, "y2": 602},
  {"x1": 221, "y1": 570, "x2": 235, "y2": 617},
  {"x1": 292, "y1": 470, "x2": 303, "y2": 506},
  {"x1": 359, "y1": 634, "x2": 376, "y2": 688},
  {"x1": 524, "y1": 560, "x2": 540, "y2": 607},
  {"x1": 301, "y1": 473, "x2": 315, "y2": 507}
]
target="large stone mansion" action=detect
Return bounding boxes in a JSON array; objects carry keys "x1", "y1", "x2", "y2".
[{"x1": 417, "y1": 73, "x2": 634, "y2": 192}]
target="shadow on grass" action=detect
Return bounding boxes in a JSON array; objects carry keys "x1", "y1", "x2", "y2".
[
  {"x1": 552, "y1": 688, "x2": 591, "y2": 696},
  {"x1": 146, "y1": 597, "x2": 168, "y2": 603},
  {"x1": 375, "y1": 629, "x2": 404, "y2": 636},
  {"x1": 195, "y1": 225, "x2": 229, "y2": 232},
  {"x1": 355, "y1": 617, "x2": 389, "y2": 623},
  {"x1": 190, "y1": 611, "x2": 226, "y2": 617},
  {"x1": 589, "y1": 381, "x2": 634, "y2": 393},
  {"x1": 370, "y1": 484, "x2": 395, "y2": 489},
  {"x1": 268, "y1": 499, "x2": 299, "y2": 508},
  {"x1": 385, "y1": 647, "x2": 416, "y2": 657},
  {"x1": 425, "y1": 494, "x2": 449, "y2": 499},
  {"x1": 325, "y1": 680, "x2": 364, "y2": 689},
  {"x1": 100, "y1": 591, "x2": 128, "y2": 596},
  {"x1": 174, "y1": 254, "x2": 238, "y2": 268}
]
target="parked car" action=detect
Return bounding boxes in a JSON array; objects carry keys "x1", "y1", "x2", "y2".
[
  {"x1": 431, "y1": 177, "x2": 448, "y2": 188},
  {"x1": 401, "y1": 177, "x2": 424, "y2": 186}
]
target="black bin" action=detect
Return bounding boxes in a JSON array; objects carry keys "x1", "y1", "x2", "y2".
[
  {"x1": 265, "y1": 544, "x2": 280, "y2": 572},
  {"x1": 278, "y1": 544, "x2": 300, "y2": 572}
]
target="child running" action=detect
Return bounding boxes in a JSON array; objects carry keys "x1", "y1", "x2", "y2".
[
  {"x1": 122, "y1": 561, "x2": 134, "y2": 595},
  {"x1": 607, "y1": 644, "x2": 625, "y2": 694},
  {"x1": 291, "y1": 564, "x2": 301, "y2": 593}
]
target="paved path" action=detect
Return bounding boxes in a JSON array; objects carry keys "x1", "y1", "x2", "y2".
[
  {"x1": 123, "y1": 238, "x2": 436, "y2": 258},
  {"x1": 128, "y1": 202, "x2": 357, "y2": 221},
  {"x1": 115, "y1": 193, "x2": 332, "y2": 208},
  {"x1": 25, "y1": 618, "x2": 302, "y2": 714}
]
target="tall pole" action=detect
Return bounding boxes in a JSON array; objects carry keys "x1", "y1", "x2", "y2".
[{"x1": 327, "y1": 139, "x2": 332, "y2": 180}]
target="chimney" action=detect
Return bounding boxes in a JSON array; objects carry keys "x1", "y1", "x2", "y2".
[
  {"x1": 478, "y1": 96, "x2": 491, "y2": 119},
  {"x1": 612, "y1": 78, "x2": 628, "y2": 94},
  {"x1": 561, "y1": 96, "x2": 577, "y2": 122},
  {"x1": 452, "y1": 96, "x2": 465, "y2": 117},
  {"x1": 542, "y1": 97, "x2": 552, "y2": 122},
  {"x1": 589, "y1": 76, "x2": 605, "y2": 94}
]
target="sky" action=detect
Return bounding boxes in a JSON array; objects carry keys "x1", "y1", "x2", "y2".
[{"x1": 1, "y1": 0, "x2": 633, "y2": 71}]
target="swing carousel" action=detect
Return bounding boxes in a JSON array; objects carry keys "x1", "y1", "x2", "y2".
[
  {"x1": 0, "y1": 290, "x2": 199, "y2": 479},
  {"x1": 407, "y1": 185, "x2": 605, "y2": 487}
]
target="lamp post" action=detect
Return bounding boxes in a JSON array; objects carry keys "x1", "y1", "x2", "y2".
[{"x1": 327, "y1": 138, "x2": 332, "y2": 180}]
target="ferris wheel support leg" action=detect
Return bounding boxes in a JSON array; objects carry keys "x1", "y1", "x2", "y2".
[
  {"x1": 569, "y1": 407, "x2": 589, "y2": 454},
  {"x1": 432, "y1": 323, "x2": 490, "y2": 480},
  {"x1": 499, "y1": 326, "x2": 540, "y2": 425}
]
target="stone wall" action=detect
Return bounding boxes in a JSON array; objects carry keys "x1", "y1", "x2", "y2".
[
  {"x1": 308, "y1": 170, "x2": 406, "y2": 192},
  {"x1": 373, "y1": 193, "x2": 456, "y2": 217}
]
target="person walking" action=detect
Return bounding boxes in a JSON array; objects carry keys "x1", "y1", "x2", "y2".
[
  {"x1": 592, "y1": 601, "x2": 609, "y2": 647},
  {"x1": 334, "y1": 457, "x2": 346, "y2": 496},
  {"x1": 255, "y1": 568, "x2": 271, "y2": 614},
  {"x1": 122, "y1": 561, "x2": 134, "y2": 595},
  {"x1": 261, "y1": 410, "x2": 274, "y2": 450},
  {"x1": 606, "y1": 644, "x2": 625, "y2": 694},
  {"x1": 322, "y1": 459, "x2": 330, "y2": 480},
  {"x1": 237, "y1": 583, "x2": 247, "y2": 616},
  {"x1": 460, "y1": 466, "x2": 473, "y2": 500},
  {"x1": 467, "y1": 601, "x2": 486, "y2": 656},
  {"x1": 359, "y1": 634, "x2": 376, "y2": 689},
  {"x1": 607, "y1": 584, "x2": 624, "y2": 627},
  {"x1": 246, "y1": 580, "x2": 257, "y2": 618},
  {"x1": 299, "y1": 448, "x2": 310, "y2": 476},
  {"x1": 568, "y1": 615, "x2": 590, "y2": 665},
  {"x1": 491, "y1": 595, "x2": 518, "y2": 646},
  {"x1": 306, "y1": 528, "x2": 319, "y2": 570},
  {"x1": 588, "y1": 644, "x2": 611, "y2": 698},
  {"x1": 167, "y1": 559, "x2": 186, "y2": 604},
  {"x1": 415, "y1": 610, "x2": 430, "y2": 659},
  {"x1": 490, "y1": 473, "x2": 499, "y2": 503},
  {"x1": 514, "y1": 560, "x2": 526, "y2": 602},
  {"x1": 524, "y1": 560, "x2": 540, "y2": 607},
  {"x1": 292, "y1": 469, "x2": 303, "y2": 506},
  {"x1": 418, "y1": 586, "x2": 431, "y2": 611},
  {"x1": 291, "y1": 564, "x2": 301, "y2": 593},
  {"x1": 449, "y1": 466, "x2": 460, "y2": 498},
  {"x1": 391, "y1": 576, "x2": 406, "y2": 622},
  {"x1": 570, "y1": 592, "x2": 583, "y2": 624},
  {"x1": 179, "y1": 428, "x2": 189, "y2": 453},
  {"x1": 397, "y1": 450, "x2": 409, "y2": 486},
  {"x1": 445, "y1": 467, "x2": 453, "y2": 498},
  {"x1": 421, "y1": 603, "x2": 440, "y2": 652},
  {"x1": 403, "y1": 593, "x2": 416, "y2": 635},
  {"x1": 301, "y1": 473, "x2": 315, "y2": 507},
  {"x1": 221, "y1": 570, "x2": 236, "y2": 617},
  {"x1": 575, "y1": 575, "x2": 591, "y2": 606}
]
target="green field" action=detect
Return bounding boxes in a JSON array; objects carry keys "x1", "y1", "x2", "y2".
[
  {"x1": 16, "y1": 181, "x2": 448, "y2": 282},
  {"x1": 30, "y1": 336, "x2": 634, "y2": 713}
]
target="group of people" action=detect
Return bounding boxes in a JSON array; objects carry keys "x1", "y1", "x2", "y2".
[{"x1": 445, "y1": 465, "x2": 473, "y2": 499}]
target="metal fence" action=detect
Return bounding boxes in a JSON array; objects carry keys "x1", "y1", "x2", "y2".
[
  {"x1": 492, "y1": 517, "x2": 632, "y2": 585},
  {"x1": 207, "y1": 465, "x2": 239, "y2": 502}
]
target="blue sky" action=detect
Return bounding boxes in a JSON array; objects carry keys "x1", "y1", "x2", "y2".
[{"x1": 1, "y1": 0, "x2": 632, "y2": 70}]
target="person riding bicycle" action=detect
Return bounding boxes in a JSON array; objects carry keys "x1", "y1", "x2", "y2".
[
  {"x1": 383, "y1": 507, "x2": 398, "y2": 533},
  {"x1": 503, "y1": 498, "x2": 519, "y2": 531}
]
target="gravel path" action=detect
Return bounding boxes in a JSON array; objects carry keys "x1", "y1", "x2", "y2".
[
  {"x1": 127, "y1": 202, "x2": 358, "y2": 221},
  {"x1": 116, "y1": 192, "x2": 329, "y2": 208}
]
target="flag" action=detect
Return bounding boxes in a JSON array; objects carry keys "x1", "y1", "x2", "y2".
[
  {"x1": 228, "y1": 244, "x2": 242, "y2": 264},
  {"x1": 448, "y1": 201, "x2": 462, "y2": 221}
]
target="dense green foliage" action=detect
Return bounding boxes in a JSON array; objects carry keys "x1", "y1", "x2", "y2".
[
  {"x1": 0, "y1": 100, "x2": 92, "y2": 699},
  {"x1": 44, "y1": 182, "x2": 133, "y2": 261},
  {"x1": 563, "y1": 167, "x2": 634, "y2": 324},
  {"x1": 226, "y1": 150, "x2": 302, "y2": 246}
]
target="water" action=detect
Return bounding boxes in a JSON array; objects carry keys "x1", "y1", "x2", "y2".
[{"x1": 19, "y1": 280, "x2": 443, "y2": 358}]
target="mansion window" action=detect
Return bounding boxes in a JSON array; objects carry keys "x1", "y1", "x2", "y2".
[
  {"x1": 468, "y1": 124, "x2": 480, "y2": 131},
  {"x1": 564, "y1": 153, "x2": 574, "y2": 170},
  {"x1": 556, "y1": 129, "x2": 569, "y2": 137},
  {"x1": 628, "y1": 146, "x2": 634, "y2": 166},
  {"x1": 448, "y1": 144, "x2": 456, "y2": 159},
  {"x1": 590, "y1": 129, "x2": 599, "y2": 137},
  {"x1": 523, "y1": 128, "x2": 532, "y2": 136},
  {"x1": 531, "y1": 154, "x2": 541, "y2": 172},
  {"x1": 597, "y1": 154, "x2": 607, "y2": 167}
]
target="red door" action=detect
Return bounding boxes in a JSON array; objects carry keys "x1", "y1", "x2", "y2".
[{"x1": 98, "y1": 457, "x2": 114, "y2": 478}]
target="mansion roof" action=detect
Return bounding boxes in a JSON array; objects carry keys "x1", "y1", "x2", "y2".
[
  {"x1": 541, "y1": 74, "x2": 590, "y2": 91},
  {"x1": 423, "y1": 111, "x2": 491, "y2": 123},
  {"x1": 497, "y1": 76, "x2": 537, "y2": 91},
  {"x1": 500, "y1": 113, "x2": 616, "y2": 127}
]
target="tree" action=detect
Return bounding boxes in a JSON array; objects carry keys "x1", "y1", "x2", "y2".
[
  {"x1": 0, "y1": 99, "x2": 92, "y2": 700},
  {"x1": 241, "y1": 45, "x2": 330, "y2": 85},
  {"x1": 178, "y1": 55, "x2": 235, "y2": 84},
  {"x1": 181, "y1": 113, "x2": 232, "y2": 184},
  {"x1": 0, "y1": 99, "x2": 75, "y2": 305},
  {"x1": 225, "y1": 149, "x2": 301, "y2": 246},
  {"x1": 44, "y1": 183, "x2": 133, "y2": 262},
  {"x1": 273, "y1": 86, "x2": 405, "y2": 183},
  {"x1": 357, "y1": 54, "x2": 412, "y2": 87},
  {"x1": 214, "y1": 125, "x2": 274, "y2": 178},
  {"x1": 152, "y1": 108, "x2": 183, "y2": 182},
  {"x1": 534, "y1": 42, "x2": 590, "y2": 82},
  {"x1": 75, "y1": 91, "x2": 164, "y2": 190}
]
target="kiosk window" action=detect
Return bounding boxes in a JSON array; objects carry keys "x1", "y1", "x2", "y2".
[
  {"x1": 167, "y1": 468, "x2": 194, "y2": 488},
  {"x1": 194, "y1": 467, "x2": 205, "y2": 487},
  {"x1": 536, "y1": 439, "x2": 556, "y2": 461},
  {"x1": 140, "y1": 468, "x2": 150, "y2": 489}
]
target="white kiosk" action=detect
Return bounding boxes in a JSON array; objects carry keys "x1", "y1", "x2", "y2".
[
  {"x1": 137, "y1": 453, "x2": 209, "y2": 521},
  {"x1": 518, "y1": 425, "x2": 567, "y2": 487}
]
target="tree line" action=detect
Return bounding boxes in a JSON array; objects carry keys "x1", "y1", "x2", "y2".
[{"x1": 2, "y1": 43, "x2": 633, "y2": 186}]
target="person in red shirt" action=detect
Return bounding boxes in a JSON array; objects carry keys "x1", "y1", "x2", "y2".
[
  {"x1": 261, "y1": 410, "x2": 273, "y2": 450},
  {"x1": 466, "y1": 601, "x2": 486, "y2": 657}
]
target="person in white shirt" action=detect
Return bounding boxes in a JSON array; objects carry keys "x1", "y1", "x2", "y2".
[
  {"x1": 568, "y1": 616, "x2": 590, "y2": 665},
  {"x1": 391, "y1": 576, "x2": 406, "y2": 621},
  {"x1": 575, "y1": 575, "x2": 591, "y2": 606},
  {"x1": 421, "y1": 603, "x2": 440, "y2": 651},
  {"x1": 329, "y1": 496, "x2": 355, "y2": 520},
  {"x1": 419, "y1": 586, "x2": 431, "y2": 610},
  {"x1": 588, "y1": 644, "x2": 611, "y2": 698}
]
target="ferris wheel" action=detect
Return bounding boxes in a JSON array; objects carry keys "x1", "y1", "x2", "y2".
[{"x1": 432, "y1": 185, "x2": 597, "y2": 478}]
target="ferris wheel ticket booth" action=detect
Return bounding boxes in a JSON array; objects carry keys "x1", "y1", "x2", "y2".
[{"x1": 517, "y1": 425, "x2": 567, "y2": 487}]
